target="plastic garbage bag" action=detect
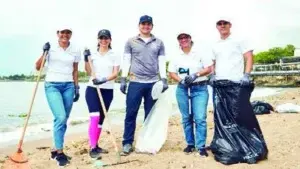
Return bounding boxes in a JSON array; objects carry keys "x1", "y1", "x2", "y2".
[
  {"x1": 210, "y1": 80, "x2": 268, "y2": 165},
  {"x1": 135, "y1": 81, "x2": 172, "y2": 154},
  {"x1": 251, "y1": 101, "x2": 274, "y2": 115},
  {"x1": 275, "y1": 103, "x2": 300, "y2": 113}
]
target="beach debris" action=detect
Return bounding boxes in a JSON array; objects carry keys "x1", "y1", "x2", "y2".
[
  {"x1": 251, "y1": 101, "x2": 274, "y2": 115},
  {"x1": 94, "y1": 160, "x2": 104, "y2": 168},
  {"x1": 276, "y1": 103, "x2": 300, "y2": 113},
  {"x1": 41, "y1": 128, "x2": 51, "y2": 132},
  {"x1": 69, "y1": 120, "x2": 87, "y2": 126},
  {"x1": 75, "y1": 148, "x2": 88, "y2": 155},
  {"x1": 36, "y1": 146, "x2": 50, "y2": 150}
]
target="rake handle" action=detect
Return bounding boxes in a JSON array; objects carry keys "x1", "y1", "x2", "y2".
[{"x1": 17, "y1": 51, "x2": 48, "y2": 150}]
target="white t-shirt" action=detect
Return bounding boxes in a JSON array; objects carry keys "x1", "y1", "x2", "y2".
[
  {"x1": 88, "y1": 50, "x2": 121, "y2": 89},
  {"x1": 212, "y1": 34, "x2": 253, "y2": 81},
  {"x1": 140, "y1": 37, "x2": 151, "y2": 43},
  {"x1": 168, "y1": 47, "x2": 213, "y2": 82},
  {"x1": 45, "y1": 42, "x2": 81, "y2": 82}
]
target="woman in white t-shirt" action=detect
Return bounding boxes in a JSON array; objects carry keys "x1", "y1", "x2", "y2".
[
  {"x1": 168, "y1": 31, "x2": 213, "y2": 157},
  {"x1": 35, "y1": 27, "x2": 81, "y2": 167},
  {"x1": 83, "y1": 29, "x2": 120, "y2": 159}
]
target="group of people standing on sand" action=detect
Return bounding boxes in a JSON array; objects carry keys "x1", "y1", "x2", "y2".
[{"x1": 35, "y1": 14, "x2": 267, "y2": 167}]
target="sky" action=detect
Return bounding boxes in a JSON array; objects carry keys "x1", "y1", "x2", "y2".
[{"x1": 0, "y1": 0, "x2": 300, "y2": 76}]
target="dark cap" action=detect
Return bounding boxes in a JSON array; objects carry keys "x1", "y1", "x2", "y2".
[
  {"x1": 139, "y1": 15, "x2": 153, "y2": 24},
  {"x1": 97, "y1": 29, "x2": 111, "y2": 39}
]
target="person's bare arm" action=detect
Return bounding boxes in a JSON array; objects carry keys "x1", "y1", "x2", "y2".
[
  {"x1": 244, "y1": 51, "x2": 254, "y2": 74},
  {"x1": 73, "y1": 63, "x2": 79, "y2": 86},
  {"x1": 35, "y1": 55, "x2": 46, "y2": 71}
]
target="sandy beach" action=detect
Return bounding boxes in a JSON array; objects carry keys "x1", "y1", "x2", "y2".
[{"x1": 1, "y1": 88, "x2": 300, "y2": 169}]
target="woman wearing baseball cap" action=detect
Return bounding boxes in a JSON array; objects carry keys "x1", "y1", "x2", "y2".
[
  {"x1": 83, "y1": 29, "x2": 120, "y2": 159},
  {"x1": 168, "y1": 31, "x2": 213, "y2": 157},
  {"x1": 35, "y1": 27, "x2": 81, "y2": 166}
]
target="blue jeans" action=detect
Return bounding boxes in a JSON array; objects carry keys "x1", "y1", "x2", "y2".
[
  {"x1": 176, "y1": 84, "x2": 209, "y2": 150},
  {"x1": 45, "y1": 82, "x2": 75, "y2": 150},
  {"x1": 122, "y1": 82, "x2": 156, "y2": 146}
]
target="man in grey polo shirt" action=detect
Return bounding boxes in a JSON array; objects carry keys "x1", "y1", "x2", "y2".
[{"x1": 120, "y1": 15, "x2": 168, "y2": 155}]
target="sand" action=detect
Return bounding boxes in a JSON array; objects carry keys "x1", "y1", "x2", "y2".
[{"x1": 1, "y1": 88, "x2": 300, "y2": 169}]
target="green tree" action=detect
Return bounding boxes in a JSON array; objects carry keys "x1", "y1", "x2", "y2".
[{"x1": 254, "y1": 44, "x2": 295, "y2": 64}]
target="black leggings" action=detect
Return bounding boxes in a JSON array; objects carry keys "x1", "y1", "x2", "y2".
[{"x1": 85, "y1": 86, "x2": 113, "y2": 125}]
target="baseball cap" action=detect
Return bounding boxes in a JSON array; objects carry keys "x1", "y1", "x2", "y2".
[
  {"x1": 216, "y1": 17, "x2": 231, "y2": 24},
  {"x1": 177, "y1": 30, "x2": 192, "y2": 40},
  {"x1": 139, "y1": 15, "x2": 153, "y2": 24},
  {"x1": 57, "y1": 26, "x2": 72, "y2": 32},
  {"x1": 97, "y1": 29, "x2": 111, "y2": 39}
]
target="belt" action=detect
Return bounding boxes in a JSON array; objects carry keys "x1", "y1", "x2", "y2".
[{"x1": 190, "y1": 80, "x2": 208, "y2": 86}]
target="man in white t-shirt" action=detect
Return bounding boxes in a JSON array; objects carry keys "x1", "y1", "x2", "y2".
[{"x1": 211, "y1": 17, "x2": 254, "y2": 83}]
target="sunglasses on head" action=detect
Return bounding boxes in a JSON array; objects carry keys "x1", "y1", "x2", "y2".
[
  {"x1": 99, "y1": 36, "x2": 110, "y2": 40},
  {"x1": 60, "y1": 30, "x2": 72, "y2": 34},
  {"x1": 217, "y1": 21, "x2": 230, "y2": 26}
]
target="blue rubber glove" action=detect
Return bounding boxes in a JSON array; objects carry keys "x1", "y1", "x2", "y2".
[
  {"x1": 92, "y1": 77, "x2": 108, "y2": 85},
  {"x1": 161, "y1": 78, "x2": 169, "y2": 93},
  {"x1": 184, "y1": 73, "x2": 198, "y2": 85},
  {"x1": 240, "y1": 73, "x2": 251, "y2": 85},
  {"x1": 83, "y1": 49, "x2": 91, "y2": 62},
  {"x1": 120, "y1": 77, "x2": 127, "y2": 94},
  {"x1": 43, "y1": 42, "x2": 50, "y2": 52},
  {"x1": 73, "y1": 85, "x2": 80, "y2": 102}
]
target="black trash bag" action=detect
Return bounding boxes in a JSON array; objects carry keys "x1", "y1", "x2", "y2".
[
  {"x1": 210, "y1": 80, "x2": 268, "y2": 165},
  {"x1": 251, "y1": 101, "x2": 274, "y2": 115}
]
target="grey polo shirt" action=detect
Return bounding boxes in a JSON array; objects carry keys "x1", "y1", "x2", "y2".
[{"x1": 124, "y1": 35, "x2": 165, "y2": 82}]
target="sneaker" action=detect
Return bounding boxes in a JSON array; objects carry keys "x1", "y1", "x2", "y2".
[
  {"x1": 183, "y1": 145, "x2": 195, "y2": 154},
  {"x1": 89, "y1": 148, "x2": 102, "y2": 159},
  {"x1": 199, "y1": 149, "x2": 208, "y2": 157},
  {"x1": 56, "y1": 153, "x2": 70, "y2": 167},
  {"x1": 96, "y1": 145, "x2": 109, "y2": 154},
  {"x1": 120, "y1": 144, "x2": 133, "y2": 156},
  {"x1": 51, "y1": 151, "x2": 72, "y2": 160},
  {"x1": 51, "y1": 151, "x2": 57, "y2": 160}
]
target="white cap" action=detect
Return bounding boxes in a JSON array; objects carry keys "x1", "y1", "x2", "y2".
[
  {"x1": 57, "y1": 26, "x2": 72, "y2": 32},
  {"x1": 177, "y1": 29, "x2": 192, "y2": 39},
  {"x1": 216, "y1": 17, "x2": 231, "y2": 23}
]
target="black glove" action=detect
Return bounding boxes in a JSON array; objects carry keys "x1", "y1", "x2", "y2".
[
  {"x1": 83, "y1": 49, "x2": 91, "y2": 62},
  {"x1": 120, "y1": 77, "x2": 127, "y2": 94},
  {"x1": 92, "y1": 77, "x2": 108, "y2": 85},
  {"x1": 43, "y1": 42, "x2": 50, "y2": 52},
  {"x1": 184, "y1": 73, "x2": 198, "y2": 86},
  {"x1": 73, "y1": 85, "x2": 80, "y2": 102},
  {"x1": 161, "y1": 78, "x2": 169, "y2": 92}
]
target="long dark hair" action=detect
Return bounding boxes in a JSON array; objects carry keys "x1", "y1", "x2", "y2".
[{"x1": 97, "y1": 39, "x2": 112, "y2": 50}]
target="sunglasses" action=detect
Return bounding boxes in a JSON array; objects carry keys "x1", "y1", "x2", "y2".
[
  {"x1": 60, "y1": 30, "x2": 72, "y2": 34},
  {"x1": 99, "y1": 36, "x2": 110, "y2": 40},
  {"x1": 217, "y1": 21, "x2": 230, "y2": 26},
  {"x1": 140, "y1": 22, "x2": 153, "y2": 26},
  {"x1": 178, "y1": 35, "x2": 190, "y2": 40}
]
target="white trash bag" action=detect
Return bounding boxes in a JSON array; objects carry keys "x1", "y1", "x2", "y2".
[
  {"x1": 275, "y1": 103, "x2": 300, "y2": 113},
  {"x1": 135, "y1": 81, "x2": 172, "y2": 154}
]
